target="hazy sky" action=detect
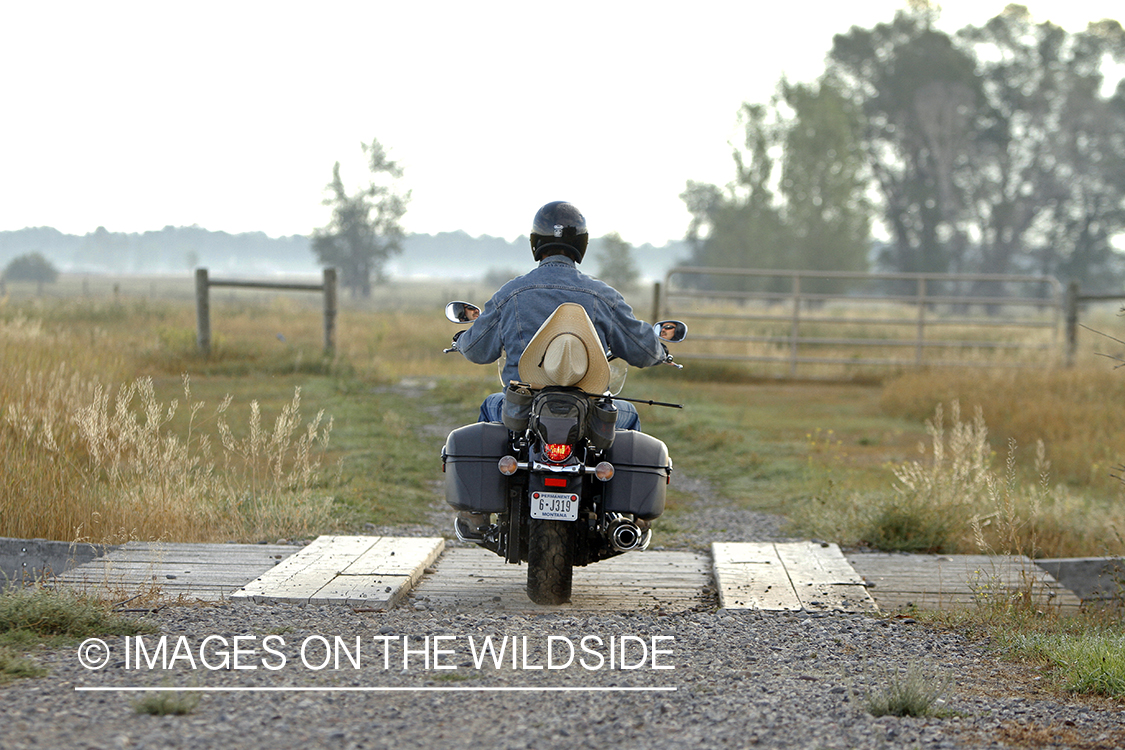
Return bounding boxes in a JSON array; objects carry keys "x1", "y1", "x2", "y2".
[{"x1": 2, "y1": 1, "x2": 1121, "y2": 246}]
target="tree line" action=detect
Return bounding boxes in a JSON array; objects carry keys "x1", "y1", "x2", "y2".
[
  {"x1": 0, "y1": 225, "x2": 669, "y2": 294},
  {"x1": 681, "y1": 4, "x2": 1125, "y2": 294}
]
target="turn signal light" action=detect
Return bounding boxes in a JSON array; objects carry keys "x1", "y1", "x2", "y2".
[
  {"x1": 544, "y1": 443, "x2": 573, "y2": 463},
  {"x1": 498, "y1": 455, "x2": 518, "y2": 475},
  {"x1": 595, "y1": 462, "x2": 614, "y2": 481}
]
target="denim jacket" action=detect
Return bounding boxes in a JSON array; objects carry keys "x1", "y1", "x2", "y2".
[{"x1": 456, "y1": 256, "x2": 666, "y2": 388}]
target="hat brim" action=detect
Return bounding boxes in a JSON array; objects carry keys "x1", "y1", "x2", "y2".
[{"x1": 518, "y1": 303, "x2": 610, "y2": 393}]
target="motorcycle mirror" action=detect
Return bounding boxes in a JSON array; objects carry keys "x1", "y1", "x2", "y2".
[
  {"x1": 654, "y1": 320, "x2": 688, "y2": 343},
  {"x1": 445, "y1": 301, "x2": 482, "y2": 324}
]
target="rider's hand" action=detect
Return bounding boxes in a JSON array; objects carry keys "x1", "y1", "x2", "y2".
[{"x1": 450, "y1": 330, "x2": 465, "y2": 351}]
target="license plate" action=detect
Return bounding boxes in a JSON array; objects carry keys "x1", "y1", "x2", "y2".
[{"x1": 530, "y1": 491, "x2": 579, "y2": 521}]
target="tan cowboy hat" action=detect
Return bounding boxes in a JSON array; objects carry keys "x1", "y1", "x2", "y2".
[{"x1": 518, "y1": 303, "x2": 610, "y2": 393}]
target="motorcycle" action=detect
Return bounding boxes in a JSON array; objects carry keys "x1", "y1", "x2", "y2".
[{"x1": 441, "y1": 301, "x2": 686, "y2": 605}]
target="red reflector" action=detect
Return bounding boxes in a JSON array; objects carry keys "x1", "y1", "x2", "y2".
[
  {"x1": 544, "y1": 444, "x2": 573, "y2": 462},
  {"x1": 544, "y1": 476, "x2": 568, "y2": 488}
]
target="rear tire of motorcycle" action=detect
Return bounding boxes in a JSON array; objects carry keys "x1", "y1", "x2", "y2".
[{"x1": 526, "y1": 518, "x2": 574, "y2": 605}]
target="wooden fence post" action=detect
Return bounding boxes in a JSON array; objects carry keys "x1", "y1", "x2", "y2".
[
  {"x1": 1065, "y1": 280, "x2": 1079, "y2": 368},
  {"x1": 652, "y1": 281, "x2": 662, "y2": 323},
  {"x1": 323, "y1": 267, "x2": 337, "y2": 356},
  {"x1": 195, "y1": 268, "x2": 211, "y2": 356},
  {"x1": 789, "y1": 273, "x2": 801, "y2": 377},
  {"x1": 916, "y1": 277, "x2": 927, "y2": 365}
]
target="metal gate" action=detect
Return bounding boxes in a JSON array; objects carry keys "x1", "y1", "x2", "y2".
[{"x1": 657, "y1": 268, "x2": 1063, "y2": 377}]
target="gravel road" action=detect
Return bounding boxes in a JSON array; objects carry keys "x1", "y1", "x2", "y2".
[
  {"x1": 5, "y1": 489, "x2": 1123, "y2": 750},
  {"x1": 3, "y1": 391, "x2": 1123, "y2": 749}
]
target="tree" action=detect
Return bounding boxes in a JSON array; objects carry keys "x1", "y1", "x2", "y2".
[
  {"x1": 958, "y1": 8, "x2": 1125, "y2": 291},
  {"x1": 778, "y1": 80, "x2": 872, "y2": 281},
  {"x1": 593, "y1": 232, "x2": 640, "y2": 290},
  {"x1": 680, "y1": 103, "x2": 788, "y2": 292},
  {"x1": 3, "y1": 252, "x2": 59, "y2": 287},
  {"x1": 827, "y1": 4, "x2": 1125, "y2": 292},
  {"x1": 680, "y1": 81, "x2": 871, "y2": 293},
  {"x1": 827, "y1": 7, "x2": 981, "y2": 279},
  {"x1": 312, "y1": 138, "x2": 410, "y2": 298}
]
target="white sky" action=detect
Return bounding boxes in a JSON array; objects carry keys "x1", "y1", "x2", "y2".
[{"x1": 1, "y1": 1, "x2": 1121, "y2": 246}]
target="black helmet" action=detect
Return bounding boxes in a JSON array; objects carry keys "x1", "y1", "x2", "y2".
[{"x1": 530, "y1": 201, "x2": 589, "y2": 263}]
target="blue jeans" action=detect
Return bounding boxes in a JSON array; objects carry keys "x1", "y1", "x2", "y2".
[{"x1": 478, "y1": 392, "x2": 641, "y2": 431}]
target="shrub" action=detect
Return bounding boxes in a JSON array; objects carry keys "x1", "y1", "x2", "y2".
[
  {"x1": 0, "y1": 646, "x2": 46, "y2": 683},
  {"x1": 0, "y1": 584, "x2": 147, "y2": 638},
  {"x1": 863, "y1": 663, "x2": 952, "y2": 717},
  {"x1": 2, "y1": 252, "x2": 59, "y2": 284},
  {"x1": 133, "y1": 690, "x2": 202, "y2": 715}
]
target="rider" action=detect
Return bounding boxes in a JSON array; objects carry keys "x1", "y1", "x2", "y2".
[{"x1": 453, "y1": 200, "x2": 670, "y2": 431}]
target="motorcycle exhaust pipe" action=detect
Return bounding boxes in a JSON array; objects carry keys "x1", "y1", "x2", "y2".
[{"x1": 608, "y1": 516, "x2": 649, "y2": 552}]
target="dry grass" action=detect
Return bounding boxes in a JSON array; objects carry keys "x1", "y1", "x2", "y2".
[
  {"x1": 881, "y1": 367, "x2": 1125, "y2": 492},
  {"x1": 2, "y1": 369, "x2": 334, "y2": 543},
  {"x1": 791, "y1": 397, "x2": 1125, "y2": 558},
  {"x1": 0, "y1": 285, "x2": 475, "y2": 544},
  {"x1": 0, "y1": 299, "x2": 338, "y2": 543},
  {"x1": 4, "y1": 280, "x2": 1125, "y2": 560}
]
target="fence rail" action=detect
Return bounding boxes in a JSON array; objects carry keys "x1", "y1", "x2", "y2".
[
  {"x1": 194, "y1": 267, "x2": 337, "y2": 356},
  {"x1": 658, "y1": 267, "x2": 1064, "y2": 376}
]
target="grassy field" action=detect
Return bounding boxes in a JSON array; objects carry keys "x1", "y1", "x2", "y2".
[
  {"x1": 1, "y1": 276, "x2": 1123, "y2": 559},
  {"x1": 1, "y1": 276, "x2": 1123, "y2": 699}
]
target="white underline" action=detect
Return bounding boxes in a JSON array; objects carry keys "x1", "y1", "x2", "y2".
[{"x1": 76, "y1": 686, "x2": 677, "y2": 693}]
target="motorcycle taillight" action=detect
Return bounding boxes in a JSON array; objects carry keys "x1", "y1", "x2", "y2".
[{"x1": 544, "y1": 443, "x2": 573, "y2": 463}]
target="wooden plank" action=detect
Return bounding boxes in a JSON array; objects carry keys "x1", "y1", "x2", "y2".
[
  {"x1": 59, "y1": 560, "x2": 294, "y2": 573},
  {"x1": 61, "y1": 572, "x2": 275, "y2": 586},
  {"x1": 711, "y1": 542, "x2": 804, "y2": 611},
  {"x1": 281, "y1": 535, "x2": 378, "y2": 566},
  {"x1": 307, "y1": 574, "x2": 413, "y2": 607},
  {"x1": 63, "y1": 559, "x2": 290, "y2": 569},
  {"x1": 775, "y1": 542, "x2": 862, "y2": 580},
  {"x1": 232, "y1": 536, "x2": 444, "y2": 608},
  {"x1": 53, "y1": 535, "x2": 1086, "y2": 613},
  {"x1": 60, "y1": 556, "x2": 293, "y2": 570},
  {"x1": 232, "y1": 536, "x2": 378, "y2": 599},
  {"x1": 237, "y1": 576, "x2": 329, "y2": 603},
  {"x1": 55, "y1": 542, "x2": 300, "y2": 601},
  {"x1": 410, "y1": 548, "x2": 709, "y2": 612},
  {"x1": 340, "y1": 537, "x2": 444, "y2": 579},
  {"x1": 849, "y1": 553, "x2": 1043, "y2": 585},
  {"x1": 56, "y1": 536, "x2": 445, "y2": 606},
  {"x1": 774, "y1": 542, "x2": 878, "y2": 612},
  {"x1": 847, "y1": 552, "x2": 1083, "y2": 612},
  {"x1": 712, "y1": 542, "x2": 877, "y2": 613},
  {"x1": 113, "y1": 542, "x2": 296, "y2": 561}
]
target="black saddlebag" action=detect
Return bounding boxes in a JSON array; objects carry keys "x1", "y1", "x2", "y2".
[
  {"x1": 442, "y1": 422, "x2": 510, "y2": 513},
  {"x1": 602, "y1": 430, "x2": 671, "y2": 520}
]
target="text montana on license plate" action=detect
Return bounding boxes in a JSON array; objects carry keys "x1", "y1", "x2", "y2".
[{"x1": 530, "y1": 491, "x2": 579, "y2": 521}]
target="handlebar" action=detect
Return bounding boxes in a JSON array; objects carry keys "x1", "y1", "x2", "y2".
[{"x1": 444, "y1": 330, "x2": 465, "y2": 353}]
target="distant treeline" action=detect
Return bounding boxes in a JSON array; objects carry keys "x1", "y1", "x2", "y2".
[
  {"x1": 0, "y1": 226, "x2": 313, "y2": 276},
  {"x1": 0, "y1": 226, "x2": 689, "y2": 282}
]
